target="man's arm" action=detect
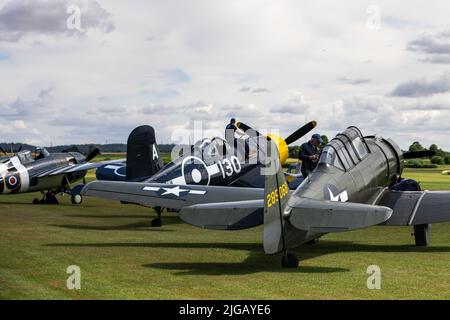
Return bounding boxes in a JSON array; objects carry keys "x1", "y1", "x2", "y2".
[
  {"x1": 299, "y1": 143, "x2": 318, "y2": 162},
  {"x1": 298, "y1": 143, "x2": 311, "y2": 161}
]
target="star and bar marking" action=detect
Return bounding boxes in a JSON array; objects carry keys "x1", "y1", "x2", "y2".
[{"x1": 142, "y1": 186, "x2": 207, "y2": 197}]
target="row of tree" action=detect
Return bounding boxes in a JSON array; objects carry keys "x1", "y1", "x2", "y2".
[
  {"x1": 408, "y1": 142, "x2": 450, "y2": 165},
  {"x1": 288, "y1": 138, "x2": 450, "y2": 167}
]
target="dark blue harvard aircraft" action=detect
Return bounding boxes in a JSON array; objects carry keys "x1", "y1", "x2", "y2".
[{"x1": 87, "y1": 122, "x2": 315, "y2": 226}]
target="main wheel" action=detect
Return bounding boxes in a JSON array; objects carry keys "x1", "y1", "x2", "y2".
[
  {"x1": 151, "y1": 218, "x2": 162, "y2": 227},
  {"x1": 71, "y1": 194, "x2": 83, "y2": 205},
  {"x1": 305, "y1": 238, "x2": 319, "y2": 245},
  {"x1": 414, "y1": 224, "x2": 430, "y2": 246},
  {"x1": 44, "y1": 194, "x2": 59, "y2": 205},
  {"x1": 281, "y1": 253, "x2": 299, "y2": 268},
  {"x1": 32, "y1": 198, "x2": 39, "y2": 204}
]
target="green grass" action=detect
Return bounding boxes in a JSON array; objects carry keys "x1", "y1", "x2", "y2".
[
  {"x1": 403, "y1": 166, "x2": 450, "y2": 190},
  {"x1": 1, "y1": 168, "x2": 450, "y2": 300}
]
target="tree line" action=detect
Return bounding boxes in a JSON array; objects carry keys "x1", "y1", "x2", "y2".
[{"x1": 288, "y1": 137, "x2": 450, "y2": 168}]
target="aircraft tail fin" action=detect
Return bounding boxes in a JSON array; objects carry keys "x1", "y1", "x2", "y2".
[
  {"x1": 126, "y1": 125, "x2": 163, "y2": 181},
  {"x1": 263, "y1": 140, "x2": 290, "y2": 254}
]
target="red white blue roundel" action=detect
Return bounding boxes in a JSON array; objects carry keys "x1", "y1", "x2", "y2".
[{"x1": 6, "y1": 174, "x2": 20, "y2": 189}]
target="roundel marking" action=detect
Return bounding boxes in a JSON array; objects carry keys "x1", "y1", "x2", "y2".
[
  {"x1": 6, "y1": 173, "x2": 21, "y2": 189},
  {"x1": 181, "y1": 156, "x2": 210, "y2": 186}
]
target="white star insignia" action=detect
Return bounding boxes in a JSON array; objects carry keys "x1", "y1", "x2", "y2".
[{"x1": 161, "y1": 186, "x2": 189, "y2": 197}]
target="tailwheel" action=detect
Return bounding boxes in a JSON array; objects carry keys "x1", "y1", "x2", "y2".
[
  {"x1": 32, "y1": 198, "x2": 40, "y2": 205},
  {"x1": 413, "y1": 224, "x2": 430, "y2": 246},
  {"x1": 151, "y1": 207, "x2": 164, "y2": 227},
  {"x1": 281, "y1": 253, "x2": 299, "y2": 268}
]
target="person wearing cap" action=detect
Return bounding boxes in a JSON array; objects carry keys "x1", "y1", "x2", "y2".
[
  {"x1": 225, "y1": 118, "x2": 238, "y2": 142},
  {"x1": 298, "y1": 133, "x2": 323, "y2": 178}
]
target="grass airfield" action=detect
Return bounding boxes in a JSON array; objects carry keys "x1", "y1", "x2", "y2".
[{"x1": 1, "y1": 168, "x2": 450, "y2": 299}]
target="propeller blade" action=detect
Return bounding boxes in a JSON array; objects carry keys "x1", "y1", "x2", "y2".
[
  {"x1": 236, "y1": 122, "x2": 263, "y2": 138},
  {"x1": 403, "y1": 150, "x2": 436, "y2": 159},
  {"x1": 85, "y1": 148, "x2": 100, "y2": 162},
  {"x1": 284, "y1": 121, "x2": 317, "y2": 145},
  {"x1": 16, "y1": 146, "x2": 22, "y2": 154},
  {"x1": 0, "y1": 146, "x2": 6, "y2": 155}
]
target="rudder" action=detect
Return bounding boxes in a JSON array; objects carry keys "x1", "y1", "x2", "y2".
[{"x1": 126, "y1": 125, "x2": 163, "y2": 181}]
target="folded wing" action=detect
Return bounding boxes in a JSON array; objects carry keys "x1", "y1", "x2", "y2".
[{"x1": 377, "y1": 190, "x2": 450, "y2": 225}]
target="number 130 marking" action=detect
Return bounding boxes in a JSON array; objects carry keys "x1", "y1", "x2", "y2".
[{"x1": 218, "y1": 156, "x2": 242, "y2": 178}]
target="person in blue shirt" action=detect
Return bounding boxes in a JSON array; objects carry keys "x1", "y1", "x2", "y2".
[{"x1": 298, "y1": 133, "x2": 323, "y2": 178}]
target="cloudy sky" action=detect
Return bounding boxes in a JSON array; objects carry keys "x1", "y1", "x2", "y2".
[{"x1": 0, "y1": 0, "x2": 449, "y2": 149}]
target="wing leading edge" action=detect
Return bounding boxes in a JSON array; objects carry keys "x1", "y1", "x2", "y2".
[{"x1": 81, "y1": 180, "x2": 264, "y2": 210}]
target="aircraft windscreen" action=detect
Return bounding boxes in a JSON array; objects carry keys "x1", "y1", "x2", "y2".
[
  {"x1": 17, "y1": 150, "x2": 34, "y2": 164},
  {"x1": 318, "y1": 146, "x2": 344, "y2": 170}
]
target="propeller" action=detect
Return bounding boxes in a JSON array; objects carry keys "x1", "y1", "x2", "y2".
[
  {"x1": 0, "y1": 146, "x2": 6, "y2": 156},
  {"x1": 403, "y1": 150, "x2": 436, "y2": 159},
  {"x1": 284, "y1": 121, "x2": 317, "y2": 145},
  {"x1": 235, "y1": 120, "x2": 317, "y2": 164},
  {"x1": 236, "y1": 120, "x2": 317, "y2": 145},
  {"x1": 85, "y1": 148, "x2": 100, "y2": 162},
  {"x1": 7, "y1": 145, "x2": 23, "y2": 156}
]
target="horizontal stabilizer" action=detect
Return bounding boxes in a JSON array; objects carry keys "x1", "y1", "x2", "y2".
[
  {"x1": 180, "y1": 200, "x2": 264, "y2": 230},
  {"x1": 288, "y1": 198, "x2": 392, "y2": 232}
]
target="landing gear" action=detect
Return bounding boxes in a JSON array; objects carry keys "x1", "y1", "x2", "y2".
[
  {"x1": 71, "y1": 194, "x2": 83, "y2": 205},
  {"x1": 413, "y1": 224, "x2": 430, "y2": 246},
  {"x1": 33, "y1": 192, "x2": 59, "y2": 205},
  {"x1": 281, "y1": 253, "x2": 299, "y2": 268},
  {"x1": 70, "y1": 185, "x2": 85, "y2": 205},
  {"x1": 151, "y1": 207, "x2": 164, "y2": 227},
  {"x1": 305, "y1": 238, "x2": 319, "y2": 245}
]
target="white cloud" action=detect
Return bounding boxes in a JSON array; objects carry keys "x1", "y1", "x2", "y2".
[
  {"x1": 0, "y1": 0, "x2": 449, "y2": 149},
  {"x1": 0, "y1": 0, "x2": 114, "y2": 42}
]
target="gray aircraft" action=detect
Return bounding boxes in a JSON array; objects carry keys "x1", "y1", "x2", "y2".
[
  {"x1": 88, "y1": 122, "x2": 314, "y2": 226},
  {"x1": 0, "y1": 147, "x2": 122, "y2": 204},
  {"x1": 82, "y1": 126, "x2": 450, "y2": 268}
]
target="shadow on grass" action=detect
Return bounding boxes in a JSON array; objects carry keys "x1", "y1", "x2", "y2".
[
  {"x1": 144, "y1": 261, "x2": 348, "y2": 275},
  {"x1": 44, "y1": 240, "x2": 450, "y2": 253},
  {"x1": 45, "y1": 240, "x2": 450, "y2": 275},
  {"x1": 0, "y1": 202, "x2": 75, "y2": 207},
  {"x1": 65, "y1": 214, "x2": 153, "y2": 219},
  {"x1": 63, "y1": 214, "x2": 183, "y2": 226},
  {"x1": 49, "y1": 221, "x2": 174, "y2": 232}
]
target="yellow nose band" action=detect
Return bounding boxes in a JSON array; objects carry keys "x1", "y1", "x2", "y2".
[{"x1": 267, "y1": 134, "x2": 289, "y2": 165}]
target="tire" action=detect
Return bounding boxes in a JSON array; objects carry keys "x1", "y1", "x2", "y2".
[
  {"x1": 281, "y1": 253, "x2": 299, "y2": 268},
  {"x1": 32, "y1": 198, "x2": 39, "y2": 205},
  {"x1": 305, "y1": 238, "x2": 319, "y2": 245},
  {"x1": 71, "y1": 194, "x2": 83, "y2": 205},
  {"x1": 414, "y1": 224, "x2": 430, "y2": 246},
  {"x1": 151, "y1": 218, "x2": 162, "y2": 227}
]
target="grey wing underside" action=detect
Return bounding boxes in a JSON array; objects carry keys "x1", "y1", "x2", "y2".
[
  {"x1": 37, "y1": 159, "x2": 125, "y2": 178},
  {"x1": 180, "y1": 200, "x2": 264, "y2": 230},
  {"x1": 377, "y1": 190, "x2": 450, "y2": 225},
  {"x1": 82, "y1": 181, "x2": 263, "y2": 210}
]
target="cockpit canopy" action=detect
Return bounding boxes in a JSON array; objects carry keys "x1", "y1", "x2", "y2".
[
  {"x1": 17, "y1": 150, "x2": 34, "y2": 164},
  {"x1": 318, "y1": 126, "x2": 370, "y2": 171}
]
